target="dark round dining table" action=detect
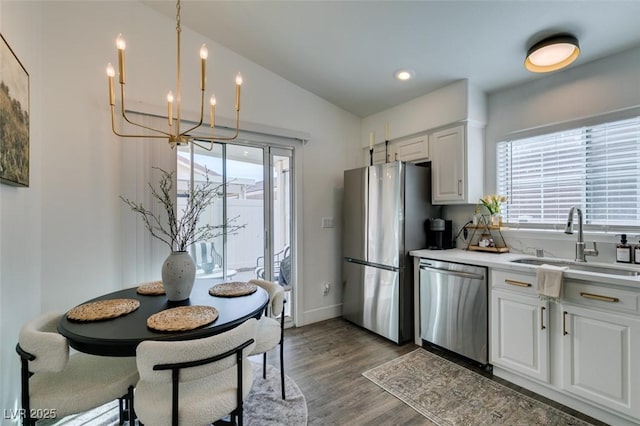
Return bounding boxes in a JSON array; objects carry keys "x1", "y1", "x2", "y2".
[{"x1": 58, "y1": 279, "x2": 268, "y2": 357}]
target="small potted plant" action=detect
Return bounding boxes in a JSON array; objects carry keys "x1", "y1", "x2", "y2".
[
  {"x1": 121, "y1": 167, "x2": 244, "y2": 301},
  {"x1": 480, "y1": 194, "x2": 507, "y2": 227}
]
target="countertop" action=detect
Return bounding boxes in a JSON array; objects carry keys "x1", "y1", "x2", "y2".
[{"x1": 410, "y1": 248, "x2": 640, "y2": 288}]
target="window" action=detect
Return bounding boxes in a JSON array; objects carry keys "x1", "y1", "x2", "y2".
[{"x1": 497, "y1": 116, "x2": 640, "y2": 228}]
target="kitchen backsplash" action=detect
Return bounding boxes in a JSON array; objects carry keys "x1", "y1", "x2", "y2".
[{"x1": 443, "y1": 204, "x2": 640, "y2": 265}]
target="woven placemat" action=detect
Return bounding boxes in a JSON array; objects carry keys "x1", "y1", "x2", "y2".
[
  {"x1": 136, "y1": 280, "x2": 165, "y2": 296},
  {"x1": 147, "y1": 305, "x2": 219, "y2": 332},
  {"x1": 67, "y1": 298, "x2": 140, "y2": 322},
  {"x1": 209, "y1": 281, "x2": 258, "y2": 297}
]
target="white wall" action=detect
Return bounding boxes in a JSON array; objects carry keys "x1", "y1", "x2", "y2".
[
  {"x1": 0, "y1": 0, "x2": 361, "y2": 417},
  {"x1": 0, "y1": 0, "x2": 43, "y2": 417}
]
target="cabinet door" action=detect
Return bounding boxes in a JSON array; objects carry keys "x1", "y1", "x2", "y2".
[
  {"x1": 561, "y1": 304, "x2": 640, "y2": 418},
  {"x1": 430, "y1": 125, "x2": 465, "y2": 203},
  {"x1": 491, "y1": 289, "x2": 549, "y2": 383},
  {"x1": 392, "y1": 135, "x2": 429, "y2": 162}
]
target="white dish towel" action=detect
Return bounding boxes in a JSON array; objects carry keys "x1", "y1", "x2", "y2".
[{"x1": 536, "y1": 264, "x2": 569, "y2": 301}]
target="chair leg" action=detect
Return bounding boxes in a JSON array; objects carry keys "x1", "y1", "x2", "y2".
[
  {"x1": 280, "y1": 342, "x2": 286, "y2": 400},
  {"x1": 262, "y1": 352, "x2": 267, "y2": 379},
  {"x1": 118, "y1": 397, "x2": 124, "y2": 425}
]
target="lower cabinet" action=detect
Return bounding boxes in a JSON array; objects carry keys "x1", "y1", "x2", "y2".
[
  {"x1": 561, "y1": 303, "x2": 640, "y2": 419},
  {"x1": 491, "y1": 289, "x2": 549, "y2": 383},
  {"x1": 491, "y1": 269, "x2": 640, "y2": 424}
]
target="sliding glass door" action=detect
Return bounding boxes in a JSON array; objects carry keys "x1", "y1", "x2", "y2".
[{"x1": 177, "y1": 141, "x2": 294, "y2": 319}]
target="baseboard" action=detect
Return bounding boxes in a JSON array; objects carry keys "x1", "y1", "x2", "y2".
[
  {"x1": 494, "y1": 366, "x2": 637, "y2": 426},
  {"x1": 300, "y1": 303, "x2": 342, "y2": 326}
]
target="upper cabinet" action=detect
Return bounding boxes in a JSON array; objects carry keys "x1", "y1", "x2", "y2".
[
  {"x1": 392, "y1": 134, "x2": 429, "y2": 163},
  {"x1": 371, "y1": 134, "x2": 429, "y2": 164},
  {"x1": 430, "y1": 123, "x2": 484, "y2": 205}
]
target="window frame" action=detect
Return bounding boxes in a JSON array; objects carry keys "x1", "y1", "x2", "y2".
[{"x1": 496, "y1": 114, "x2": 640, "y2": 233}]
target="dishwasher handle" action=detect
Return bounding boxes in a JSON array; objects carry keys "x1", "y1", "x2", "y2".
[{"x1": 419, "y1": 264, "x2": 485, "y2": 281}]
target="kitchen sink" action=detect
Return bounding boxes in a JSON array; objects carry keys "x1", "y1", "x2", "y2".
[{"x1": 510, "y1": 258, "x2": 640, "y2": 277}]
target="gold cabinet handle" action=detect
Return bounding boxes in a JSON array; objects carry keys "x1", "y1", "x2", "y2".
[
  {"x1": 563, "y1": 311, "x2": 568, "y2": 335},
  {"x1": 541, "y1": 306, "x2": 546, "y2": 330},
  {"x1": 394, "y1": 152, "x2": 398, "y2": 161},
  {"x1": 580, "y1": 292, "x2": 620, "y2": 303},
  {"x1": 505, "y1": 279, "x2": 532, "y2": 288}
]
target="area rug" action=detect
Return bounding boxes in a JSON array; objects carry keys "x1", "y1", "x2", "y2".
[
  {"x1": 41, "y1": 362, "x2": 307, "y2": 425},
  {"x1": 363, "y1": 349, "x2": 593, "y2": 426}
]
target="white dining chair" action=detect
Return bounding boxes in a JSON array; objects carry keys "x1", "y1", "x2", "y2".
[
  {"x1": 248, "y1": 278, "x2": 286, "y2": 399},
  {"x1": 134, "y1": 317, "x2": 257, "y2": 426},
  {"x1": 16, "y1": 312, "x2": 139, "y2": 426}
]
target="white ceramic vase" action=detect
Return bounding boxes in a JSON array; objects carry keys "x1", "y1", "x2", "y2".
[{"x1": 161, "y1": 251, "x2": 196, "y2": 301}]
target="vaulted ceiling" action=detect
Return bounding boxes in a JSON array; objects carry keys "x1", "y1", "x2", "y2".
[{"x1": 145, "y1": 1, "x2": 640, "y2": 117}]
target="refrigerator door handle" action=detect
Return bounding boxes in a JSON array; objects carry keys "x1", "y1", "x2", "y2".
[
  {"x1": 419, "y1": 264, "x2": 485, "y2": 281},
  {"x1": 344, "y1": 257, "x2": 399, "y2": 272}
]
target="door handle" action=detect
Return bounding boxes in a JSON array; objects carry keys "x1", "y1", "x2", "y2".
[
  {"x1": 541, "y1": 306, "x2": 546, "y2": 330},
  {"x1": 563, "y1": 311, "x2": 568, "y2": 335}
]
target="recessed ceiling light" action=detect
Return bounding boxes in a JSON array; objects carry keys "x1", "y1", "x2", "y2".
[
  {"x1": 394, "y1": 69, "x2": 415, "y2": 81},
  {"x1": 525, "y1": 34, "x2": 580, "y2": 73}
]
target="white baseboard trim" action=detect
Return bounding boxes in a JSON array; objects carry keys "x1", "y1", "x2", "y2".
[
  {"x1": 494, "y1": 366, "x2": 637, "y2": 426},
  {"x1": 299, "y1": 303, "x2": 342, "y2": 326}
]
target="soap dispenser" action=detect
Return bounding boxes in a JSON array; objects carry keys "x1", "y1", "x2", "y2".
[{"x1": 616, "y1": 234, "x2": 632, "y2": 263}]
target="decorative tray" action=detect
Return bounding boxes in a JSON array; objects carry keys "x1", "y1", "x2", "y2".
[
  {"x1": 147, "y1": 305, "x2": 219, "y2": 332},
  {"x1": 209, "y1": 282, "x2": 257, "y2": 298},
  {"x1": 67, "y1": 298, "x2": 140, "y2": 322},
  {"x1": 136, "y1": 280, "x2": 165, "y2": 296}
]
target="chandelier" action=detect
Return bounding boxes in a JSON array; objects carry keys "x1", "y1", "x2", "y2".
[{"x1": 106, "y1": 0, "x2": 242, "y2": 150}]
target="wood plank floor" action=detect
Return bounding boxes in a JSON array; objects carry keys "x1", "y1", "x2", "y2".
[{"x1": 264, "y1": 317, "x2": 605, "y2": 426}]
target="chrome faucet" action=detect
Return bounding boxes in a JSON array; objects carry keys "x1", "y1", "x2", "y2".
[{"x1": 564, "y1": 207, "x2": 598, "y2": 262}]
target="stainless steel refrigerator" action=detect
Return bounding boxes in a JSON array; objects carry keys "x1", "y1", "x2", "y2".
[{"x1": 342, "y1": 161, "x2": 441, "y2": 343}]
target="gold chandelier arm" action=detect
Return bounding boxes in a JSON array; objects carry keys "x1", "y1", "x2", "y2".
[
  {"x1": 180, "y1": 91, "x2": 206, "y2": 136},
  {"x1": 118, "y1": 84, "x2": 171, "y2": 137},
  {"x1": 185, "y1": 110, "x2": 241, "y2": 142},
  {"x1": 191, "y1": 139, "x2": 216, "y2": 151},
  {"x1": 110, "y1": 105, "x2": 168, "y2": 139}
]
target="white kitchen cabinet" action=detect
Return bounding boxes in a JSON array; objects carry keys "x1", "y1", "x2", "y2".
[
  {"x1": 390, "y1": 134, "x2": 429, "y2": 163},
  {"x1": 491, "y1": 289, "x2": 550, "y2": 383},
  {"x1": 430, "y1": 123, "x2": 484, "y2": 205},
  {"x1": 371, "y1": 134, "x2": 429, "y2": 165},
  {"x1": 561, "y1": 303, "x2": 640, "y2": 419}
]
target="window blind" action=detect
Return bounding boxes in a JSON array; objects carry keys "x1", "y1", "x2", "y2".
[{"x1": 497, "y1": 116, "x2": 640, "y2": 228}]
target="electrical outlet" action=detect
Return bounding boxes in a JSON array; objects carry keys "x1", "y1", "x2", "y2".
[{"x1": 323, "y1": 282, "x2": 331, "y2": 295}]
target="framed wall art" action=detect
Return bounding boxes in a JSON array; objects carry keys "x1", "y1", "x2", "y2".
[{"x1": 0, "y1": 33, "x2": 29, "y2": 187}]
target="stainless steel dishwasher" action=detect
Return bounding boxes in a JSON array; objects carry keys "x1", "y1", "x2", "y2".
[{"x1": 419, "y1": 259, "x2": 488, "y2": 366}]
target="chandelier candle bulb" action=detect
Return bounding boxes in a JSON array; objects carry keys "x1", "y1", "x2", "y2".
[
  {"x1": 209, "y1": 95, "x2": 216, "y2": 128},
  {"x1": 106, "y1": 63, "x2": 115, "y2": 106},
  {"x1": 199, "y1": 44, "x2": 207, "y2": 91},
  {"x1": 235, "y1": 72, "x2": 242, "y2": 111},
  {"x1": 167, "y1": 91, "x2": 174, "y2": 127},
  {"x1": 116, "y1": 34, "x2": 126, "y2": 84}
]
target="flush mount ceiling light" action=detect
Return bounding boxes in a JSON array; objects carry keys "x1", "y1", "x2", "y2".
[
  {"x1": 394, "y1": 69, "x2": 415, "y2": 81},
  {"x1": 525, "y1": 34, "x2": 580, "y2": 73},
  {"x1": 106, "y1": 0, "x2": 244, "y2": 149}
]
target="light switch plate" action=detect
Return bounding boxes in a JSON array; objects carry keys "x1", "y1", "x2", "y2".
[{"x1": 321, "y1": 217, "x2": 335, "y2": 228}]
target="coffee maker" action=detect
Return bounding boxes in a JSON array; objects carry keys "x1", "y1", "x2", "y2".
[{"x1": 425, "y1": 218, "x2": 453, "y2": 249}]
